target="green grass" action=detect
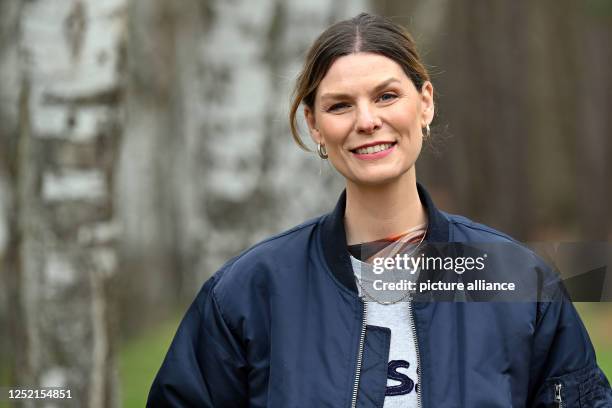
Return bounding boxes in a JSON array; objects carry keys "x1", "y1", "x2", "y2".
[
  {"x1": 575, "y1": 302, "x2": 612, "y2": 378},
  {"x1": 119, "y1": 315, "x2": 181, "y2": 408},
  {"x1": 597, "y1": 349, "x2": 612, "y2": 379}
]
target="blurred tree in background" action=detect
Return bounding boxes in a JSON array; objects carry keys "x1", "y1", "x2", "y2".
[
  {"x1": 1, "y1": 0, "x2": 125, "y2": 406},
  {"x1": 116, "y1": 0, "x2": 366, "y2": 340},
  {"x1": 0, "y1": 0, "x2": 610, "y2": 406},
  {"x1": 375, "y1": 0, "x2": 612, "y2": 240}
]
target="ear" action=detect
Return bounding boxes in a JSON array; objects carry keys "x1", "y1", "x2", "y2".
[
  {"x1": 304, "y1": 105, "x2": 323, "y2": 145},
  {"x1": 419, "y1": 81, "x2": 435, "y2": 127}
]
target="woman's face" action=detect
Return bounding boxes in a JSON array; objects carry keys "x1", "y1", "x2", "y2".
[{"x1": 305, "y1": 52, "x2": 434, "y2": 188}]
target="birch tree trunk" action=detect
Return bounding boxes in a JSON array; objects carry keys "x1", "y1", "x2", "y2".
[
  {"x1": 6, "y1": 0, "x2": 126, "y2": 406},
  {"x1": 118, "y1": 0, "x2": 369, "y2": 331},
  {"x1": 0, "y1": 0, "x2": 23, "y2": 389}
]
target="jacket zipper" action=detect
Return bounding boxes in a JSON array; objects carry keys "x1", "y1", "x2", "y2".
[
  {"x1": 554, "y1": 382, "x2": 563, "y2": 407},
  {"x1": 351, "y1": 301, "x2": 368, "y2": 408},
  {"x1": 351, "y1": 300, "x2": 422, "y2": 408},
  {"x1": 408, "y1": 298, "x2": 423, "y2": 408}
]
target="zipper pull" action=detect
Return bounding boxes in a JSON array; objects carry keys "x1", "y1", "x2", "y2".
[{"x1": 554, "y1": 383, "x2": 563, "y2": 407}]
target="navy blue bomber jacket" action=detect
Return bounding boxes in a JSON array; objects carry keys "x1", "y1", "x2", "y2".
[{"x1": 148, "y1": 184, "x2": 612, "y2": 407}]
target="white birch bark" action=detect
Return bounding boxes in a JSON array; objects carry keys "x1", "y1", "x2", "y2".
[
  {"x1": 195, "y1": 0, "x2": 369, "y2": 284},
  {"x1": 9, "y1": 0, "x2": 126, "y2": 406},
  {"x1": 118, "y1": 0, "x2": 369, "y2": 327},
  {"x1": 0, "y1": 0, "x2": 24, "y2": 390}
]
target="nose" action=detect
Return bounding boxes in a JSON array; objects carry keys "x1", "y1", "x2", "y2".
[{"x1": 355, "y1": 104, "x2": 382, "y2": 134}]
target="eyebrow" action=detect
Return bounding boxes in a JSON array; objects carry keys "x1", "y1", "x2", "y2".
[{"x1": 319, "y1": 77, "x2": 401, "y2": 101}]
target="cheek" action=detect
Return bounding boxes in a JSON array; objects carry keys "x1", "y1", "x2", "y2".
[
  {"x1": 319, "y1": 117, "x2": 352, "y2": 145},
  {"x1": 388, "y1": 101, "x2": 421, "y2": 133}
]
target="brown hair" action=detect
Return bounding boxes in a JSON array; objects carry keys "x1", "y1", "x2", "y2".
[{"x1": 289, "y1": 12, "x2": 431, "y2": 151}]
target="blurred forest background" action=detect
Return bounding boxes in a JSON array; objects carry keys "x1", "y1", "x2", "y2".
[{"x1": 0, "y1": 0, "x2": 611, "y2": 406}]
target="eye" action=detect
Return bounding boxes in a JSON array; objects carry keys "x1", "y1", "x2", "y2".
[
  {"x1": 377, "y1": 92, "x2": 398, "y2": 103},
  {"x1": 327, "y1": 102, "x2": 350, "y2": 112}
]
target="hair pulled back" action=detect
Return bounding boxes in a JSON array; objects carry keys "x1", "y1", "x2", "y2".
[{"x1": 289, "y1": 13, "x2": 431, "y2": 151}]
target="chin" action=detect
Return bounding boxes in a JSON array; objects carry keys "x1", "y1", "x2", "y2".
[{"x1": 349, "y1": 170, "x2": 408, "y2": 187}]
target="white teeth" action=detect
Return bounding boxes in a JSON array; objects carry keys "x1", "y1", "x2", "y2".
[{"x1": 355, "y1": 143, "x2": 393, "y2": 155}]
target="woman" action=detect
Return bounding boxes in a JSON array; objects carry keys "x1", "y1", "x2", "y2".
[{"x1": 148, "y1": 13, "x2": 611, "y2": 407}]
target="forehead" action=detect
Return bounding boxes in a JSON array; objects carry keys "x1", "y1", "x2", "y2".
[{"x1": 317, "y1": 52, "x2": 410, "y2": 96}]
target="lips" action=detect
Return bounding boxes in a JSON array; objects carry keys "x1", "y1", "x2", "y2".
[
  {"x1": 354, "y1": 143, "x2": 393, "y2": 155},
  {"x1": 349, "y1": 141, "x2": 398, "y2": 161},
  {"x1": 351, "y1": 142, "x2": 397, "y2": 155}
]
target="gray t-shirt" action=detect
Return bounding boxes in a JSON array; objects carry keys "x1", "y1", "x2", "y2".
[{"x1": 351, "y1": 255, "x2": 419, "y2": 407}]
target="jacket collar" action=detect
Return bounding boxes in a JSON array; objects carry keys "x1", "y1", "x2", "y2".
[{"x1": 320, "y1": 182, "x2": 450, "y2": 294}]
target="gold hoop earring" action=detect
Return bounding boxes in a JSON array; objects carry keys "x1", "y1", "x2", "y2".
[{"x1": 317, "y1": 143, "x2": 328, "y2": 159}]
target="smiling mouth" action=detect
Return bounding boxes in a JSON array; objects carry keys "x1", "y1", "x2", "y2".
[{"x1": 351, "y1": 142, "x2": 396, "y2": 155}]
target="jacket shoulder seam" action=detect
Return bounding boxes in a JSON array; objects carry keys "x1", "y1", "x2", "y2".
[
  {"x1": 234, "y1": 216, "x2": 321, "y2": 258},
  {"x1": 449, "y1": 217, "x2": 521, "y2": 244},
  {"x1": 213, "y1": 216, "x2": 321, "y2": 279},
  {"x1": 194, "y1": 271, "x2": 244, "y2": 345},
  {"x1": 207, "y1": 216, "x2": 322, "y2": 317},
  {"x1": 211, "y1": 281, "x2": 243, "y2": 342}
]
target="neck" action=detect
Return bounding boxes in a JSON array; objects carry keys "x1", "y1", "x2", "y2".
[{"x1": 344, "y1": 170, "x2": 427, "y2": 245}]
